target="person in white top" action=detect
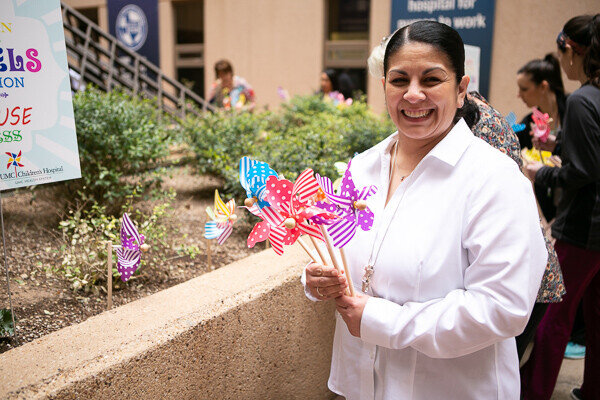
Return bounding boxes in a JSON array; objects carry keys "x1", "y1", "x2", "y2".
[{"x1": 303, "y1": 21, "x2": 547, "y2": 400}]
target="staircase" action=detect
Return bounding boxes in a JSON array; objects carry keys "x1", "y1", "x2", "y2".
[{"x1": 61, "y1": 2, "x2": 214, "y2": 118}]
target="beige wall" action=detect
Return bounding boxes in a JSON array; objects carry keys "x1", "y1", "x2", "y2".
[
  {"x1": 367, "y1": 1, "x2": 599, "y2": 117},
  {"x1": 490, "y1": 0, "x2": 598, "y2": 117},
  {"x1": 0, "y1": 245, "x2": 337, "y2": 399},
  {"x1": 367, "y1": 0, "x2": 392, "y2": 115},
  {"x1": 204, "y1": 0, "x2": 326, "y2": 110}
]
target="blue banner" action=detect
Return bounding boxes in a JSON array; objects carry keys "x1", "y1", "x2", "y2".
[
  {"x1": 390, "y1": 0, "x2": 496, "y2": 98},
  {"x1": 108, "y1": 0, "x2": 159, "y2": 65}
]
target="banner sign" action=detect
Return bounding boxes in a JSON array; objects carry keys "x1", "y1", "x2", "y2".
[
  {"x1": 108, "y1": 0, "x2": 159, "y2": 65},
  {"x1": 0, "y1": 0, "x2": 81, "y2": 191},
  {"x1": 390, "y1": 0, "x2": 496, "y2": 97}
]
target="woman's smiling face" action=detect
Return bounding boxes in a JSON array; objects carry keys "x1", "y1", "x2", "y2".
[{"x1": 384, "y1": 41, "x2": 468, "y2": 144}]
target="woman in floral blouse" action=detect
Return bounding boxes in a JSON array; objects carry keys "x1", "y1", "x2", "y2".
[{"x1": 208, "y1": 59, "x2": 255, "y2": 111}]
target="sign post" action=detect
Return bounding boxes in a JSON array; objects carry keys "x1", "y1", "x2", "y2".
[{"x1": 0, "y1": 0, "x2": 82, "y2": 336}]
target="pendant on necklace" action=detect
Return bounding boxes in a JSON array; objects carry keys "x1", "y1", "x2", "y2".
[{"x1": 362, "y1": 264, "x2": 374, "y2": 293}]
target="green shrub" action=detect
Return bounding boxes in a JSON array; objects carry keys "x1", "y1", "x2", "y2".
[
  {"x1": 56, "y1": 189, "x2": 175, "y2": 293},
  {"x1": 185, "y1": 95, "x2": 394, "y2": 195},
  {"x1": 70, "y1": 87, "x2": 171, "y2": 209}
]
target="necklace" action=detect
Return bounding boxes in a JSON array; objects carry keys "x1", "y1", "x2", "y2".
[{"x1": 361, "y1": 140, "x2": 410, "y2": 293}]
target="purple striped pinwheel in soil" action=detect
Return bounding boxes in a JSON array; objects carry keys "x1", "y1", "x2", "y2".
[
  {"x1": 116, "y1": 213, "x2": 146, "y2": 282},
  {"x1": 315, "y1": 161, "x2": 377, "y2": 248}
]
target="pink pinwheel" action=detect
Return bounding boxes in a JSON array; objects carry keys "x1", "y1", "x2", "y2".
[
  {"x1": 316, "y1": 161, "x2": 377, "y2": 248},
  {"x1": 116, "y1": 213, "x2": 148, "y2": 282},
  {"x1": 245, "y1": 204, "x2": 286, "y2": 255},
  {"x1": 258, "y1": 169, "x2": 337, "y2": 253},
  {"x1": 532, "y1": 107, "x2": 551, "y2": 143}
]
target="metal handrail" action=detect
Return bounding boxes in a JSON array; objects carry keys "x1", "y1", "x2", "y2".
[{"x1": 61, "y1": 2, "x2": 214, "y2": 118}]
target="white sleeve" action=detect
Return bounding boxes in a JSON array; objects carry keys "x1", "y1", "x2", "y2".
[
  {"x1": 301, "y1": 264, "x2": 321, "y2": 302},
  {"x1": 360, "y1": 167, "x2": 547, "y2": 358}
]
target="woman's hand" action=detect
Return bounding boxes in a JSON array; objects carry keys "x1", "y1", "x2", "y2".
[
  {"x1": 305, "y1": 262, "x2": 347, "y2": 301},
  {"x1": 525, "y1": 161, "x2": 544, "y2": 182},
  {"x1": 532, "y1": 133, "x2": 557, "y2": 152},
  {"x1": 335, "y1": 293, "x2": 369, "y2": 337}
]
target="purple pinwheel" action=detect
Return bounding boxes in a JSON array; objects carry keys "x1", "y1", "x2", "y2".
[
  {"x1": 315, "y1": 161, "x2": 377, "y2": 248},
  {"x1": 116, "y1": 213, "x2": 146, "y2": 282}
]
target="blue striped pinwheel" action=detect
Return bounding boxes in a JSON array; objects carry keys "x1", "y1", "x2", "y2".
[
  {"x1": 315, "y1": 161, "x2": 377, "y2": 248},
  {"x1": 205, "y1": 190, "x2": 238, "y2": 245},
  {"x1": 239, "y1": 157, "x2": 278, "y2": 209},
  {"x1": 505, "y1": 112, "x2": 526, "y2": 133},
  {"x1": 116, "y1": 213, "x2": 147, "y2": 282}
]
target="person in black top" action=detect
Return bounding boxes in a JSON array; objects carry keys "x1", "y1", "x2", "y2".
[
  {"x1": 516, "y1": 54, "x2": 567, "y2": 222},
  {"x1": 521, "y1": 14, "x2": 600, "y2": 400}
]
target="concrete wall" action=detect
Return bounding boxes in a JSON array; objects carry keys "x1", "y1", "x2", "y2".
[
  {"x1": 203, "y1": 0, "x2": 325, "y2": 111},
  {"x1": 366, "y1": 0, "x2": 599, "y2": 115},
  {"x1": 0, "y1": 245, "x2": 337, "y2": 399}
]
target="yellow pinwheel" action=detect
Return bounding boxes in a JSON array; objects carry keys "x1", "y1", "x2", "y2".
[{"x1": 205, "y1": 190, "x2": 238, "y2": 245}]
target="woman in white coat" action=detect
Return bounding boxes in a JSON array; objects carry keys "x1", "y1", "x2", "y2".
[{"x1": 303, "y1": 21, "x2": 547, "y2": 400}]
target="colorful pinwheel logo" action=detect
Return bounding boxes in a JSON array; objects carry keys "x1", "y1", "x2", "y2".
[{"x1": 5, "y1": 151, "x2": 24, "y2": 177}]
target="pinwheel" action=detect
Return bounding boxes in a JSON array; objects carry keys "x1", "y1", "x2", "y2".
[
  {"x1": 239, "y1": 157, "x2": 278, "y2": 209},
  {"x1": 116, "y1": 213, "x2": 148, "y2": 282},
  {"x1": 315, "y1": 161, "x2": 378, "y2": 295},
  {"x1": 532, "y1": 107, "x2": 551, "y2": 143},
  {"x1": 106, "y1": 213, "x2": 149, "y2": 309},
  {"x1": 505, "y1": 112, "x2": 526, "y2": 133},
  {"x1": 256, "y1": 169, "x2": 337, "y2": 257},
  {"x1": 316, "y1": 161, "x2": 377, "y2": 248},
  {"x1": 205, "y1": 189, "x2": 238, "y2": 245}
]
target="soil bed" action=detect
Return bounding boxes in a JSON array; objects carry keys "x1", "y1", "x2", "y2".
[{"x1": 0, "y1": 165, "x2": 262, "y2": 353}]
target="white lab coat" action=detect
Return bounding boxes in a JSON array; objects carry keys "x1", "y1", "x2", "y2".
[{"x1": 306, "y1": 119, "x2": 547, "y2": 400}]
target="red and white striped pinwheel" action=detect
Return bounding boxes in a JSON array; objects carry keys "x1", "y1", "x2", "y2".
[
  {"x1": 255, "y1": 169, "x2": 337, "y2": 253},
  {"x1": 246, "y1": 203, "x2": 287, "y2": 255},
  {"x1": 316, "y1": 161, "x2": 377, "y2": 248}
]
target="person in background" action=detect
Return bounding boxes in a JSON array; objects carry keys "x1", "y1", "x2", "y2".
[
  {"x1": 303, "y1": 21, "x2": 546, "y2": 399},
  {"x1": 469, "y1": 91, "x2": 565, "y2": 365},
  {"x1": 319, "y1": 69, "x2": 354, "y2": 104},
  {"x1": 516, "y1": 54, "x2": 567, "y2": 152},
  {"x1": 208, "y1": 59, "x2": 255, "y2": 111},
  {"x1": 517, "y1": 54, "x2": 568, "y2": 223},
  {"x1": 522, "y1": 14, "x2": 600, "y2": 400}
]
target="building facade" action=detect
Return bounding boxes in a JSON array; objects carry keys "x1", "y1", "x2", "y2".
[{"x1": 64, "y1": 0, "x2": 598, "y2": 117}]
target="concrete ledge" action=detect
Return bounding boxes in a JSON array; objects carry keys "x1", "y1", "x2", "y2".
[{"x1": 0, "y1": 244, "x2": 336, "y2": 399}]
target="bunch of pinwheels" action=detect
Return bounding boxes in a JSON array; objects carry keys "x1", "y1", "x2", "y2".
[
  {"x1": 116, "y1": 213, "x2": 149, "y2": 282},
  {"x1": 247, "y1": 169, "x2": 338, "y2": 255},
  {"x1": 532, "y1": 107, "x2": 551, "y2": 143},
  {"x1": 204, "y1": 190, "x2": 238, "y2": 245}
]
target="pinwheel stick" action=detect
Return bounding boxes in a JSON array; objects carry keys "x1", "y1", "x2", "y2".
[
  {"x1": 297, "y1": 237, "x2": 321, "y2": 264},
  {"x1": 318, "y1": 225, "x2": 352, "y2": 296},
  {"x1": 107, "y1": 241, "x2": 113, "y2": 310},
  {"x1": 339, "y1": 248, "x2": 356, "y2": 297},
  {"x1": 206, "y1": 238, "x2": 212, "y2": 268},
  {"x1": 309, "y1": 235, "x2": 328, "y2": 266}
]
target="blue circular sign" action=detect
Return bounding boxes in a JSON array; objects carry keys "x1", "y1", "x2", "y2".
[{"x1": 115, "y1": 5, "x2": 148, "y2": 51}]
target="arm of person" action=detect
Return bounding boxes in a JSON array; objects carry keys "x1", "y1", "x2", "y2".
[
  {"x1": 357, "y1": 167, "x2": 547, "y2": 359},
  {"x1": 536, "y1": 94, "x2": 600, "y2": 189}
]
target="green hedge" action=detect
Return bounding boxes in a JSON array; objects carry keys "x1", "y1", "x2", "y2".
[
  {"x1": 184, "y1": 95, "x2": 395, "y2": 197},
  {"x1": 70, "y1": 87, "x2": 172, "y2": 209}
]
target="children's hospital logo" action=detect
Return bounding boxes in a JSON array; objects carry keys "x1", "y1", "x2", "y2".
[
  {"x1": 115, "y1": 5, "x2": 148, "y2": 51},
  {"x1": 6, "y1": 150, "x2": 24, "y2": 173}
]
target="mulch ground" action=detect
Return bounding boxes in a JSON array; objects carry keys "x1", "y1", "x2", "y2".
[{"x1": 0, "y1": 165, "x2": 263, "y2": 353}]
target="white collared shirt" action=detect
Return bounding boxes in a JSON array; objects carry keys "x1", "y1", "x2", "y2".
[{"x1": 316, "y1": 119, "x2": 547, "y2": 400}]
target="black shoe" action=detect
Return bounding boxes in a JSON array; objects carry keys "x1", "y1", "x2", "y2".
[{"x1": 571, "y1": 388, "x2": 583, "y2": 400}]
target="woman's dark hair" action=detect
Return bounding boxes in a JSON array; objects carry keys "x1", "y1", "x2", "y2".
[
  {"x1": 383, "y1": 21, "x2": 479, "y2": 128},
  {"x1": 560, "y1": 14, "x2": 600, "y2": 88},
  {"x1": 323, "y1": 68, "x2": 339, "y2": 91},
  {"x1": 214, "y1": 59, "x2": 233, "y2": 78},
  {"x1": 518, "y1": 53, "x2": 565, "y2": 95}
]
